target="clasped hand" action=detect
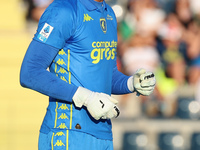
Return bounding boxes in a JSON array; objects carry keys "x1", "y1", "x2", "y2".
[{"x1": 133, "y1": 68, "x2": 156, "y2": 96}]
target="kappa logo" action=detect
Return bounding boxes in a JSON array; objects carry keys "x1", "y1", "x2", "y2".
[
  {"x1": 60, "y1": 76, "x2": 68, "y2": 82},
  {"x1": 83, "y1": 14, "x2": 93, "y2": 22},
  {"x1": 58, "y1": 49, "x2": 66, "y2": 55},
  {"x1": 55, "y1": 131, "x2": 65, "y2": 136},
  {"x1": 100, "y1": 17, "x2": 107, "y2": 33},
  {"x1": 56, "y1": 59, "x2": 66, "y2": 65},
  {"x1": 58, "y1": 68, "x2": 67, "y2": 74},
  {"x1": 58, "y1": 113, "x2": 68, "y2": 119},
  {"x1": 58, "y1": 104, "x2": 69, "y2": 110},
  {"x1": 57, "y1": 123, "x2": 68, "y2": 129},
  {"x1": 54, "y1": 140, "x2": 65, "y2": 146}
]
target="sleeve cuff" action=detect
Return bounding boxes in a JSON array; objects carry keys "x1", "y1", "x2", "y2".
[{"x1": 127, "y1": 76, "x2": 134, "y2": 92}]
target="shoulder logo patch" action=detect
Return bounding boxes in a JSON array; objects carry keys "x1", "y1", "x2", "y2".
[
  {"x1": 83, "y1": 14, "x2": 93, "y2": 22},
  {"x1": 37, "y1": 23, "x2": 54, "y2": 42}
]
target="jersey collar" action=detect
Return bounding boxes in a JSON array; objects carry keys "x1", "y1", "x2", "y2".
[{"x1": 79, "y1": 0, "x2": 107, "y2": 11}]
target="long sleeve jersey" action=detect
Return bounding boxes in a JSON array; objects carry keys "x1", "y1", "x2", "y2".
[{"x1": 20, "y1": 0, "x2": 131, "y2": 140}]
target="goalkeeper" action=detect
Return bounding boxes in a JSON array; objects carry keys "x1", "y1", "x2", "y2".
[{"x1": 20, "y1": 0, "x2": 156, "y2": 149}]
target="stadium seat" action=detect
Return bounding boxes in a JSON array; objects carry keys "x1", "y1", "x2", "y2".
[
  {"x1": 190, "y1": 132, "x2": 200, "y2": 150},
  {"x1": 175, "y1": 97, "x2": 200, "y2": 120},
  {"x1": 158, "y1": 132, "x2": 184, "y2": 150},
  {"x1": 122, "y1": 131, "x2": 148, "y2": 150}
]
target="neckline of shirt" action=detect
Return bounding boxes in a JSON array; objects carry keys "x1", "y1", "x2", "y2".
[{"x1": 79, "y1": 0, "x2": 107, "y2": 12}]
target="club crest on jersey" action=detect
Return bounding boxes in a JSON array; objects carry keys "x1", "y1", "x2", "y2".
[
  {"x1": 37, "y1": 23, "x2": 54, "y2": 42},
  {"x1": 100, "y1": 17, "x2": 107, "y2": 34}
]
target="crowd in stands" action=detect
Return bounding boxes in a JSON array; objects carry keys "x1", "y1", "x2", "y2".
[{"x1": 117, "y1": 0, "x2": 200, "y2": 119}]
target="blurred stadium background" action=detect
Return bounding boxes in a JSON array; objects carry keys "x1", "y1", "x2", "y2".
[{"x1": 0, "y1": 0, "x2": 200, "y2": 150}]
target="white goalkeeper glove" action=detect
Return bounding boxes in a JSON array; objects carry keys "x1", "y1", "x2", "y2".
[
  {"x1": 128, "y1": 68, "x2": 156, "y2": 96},
  {"x1": 72, "y1": 87, "x2": 120, "y2": 120}
]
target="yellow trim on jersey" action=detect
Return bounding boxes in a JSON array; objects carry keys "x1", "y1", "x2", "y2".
[
  {"x1": 55, "y1": 63, "x2": 57, "y2": 73},
  {"x1": 54, "y1": 101, "x2": 58, "y2": 128},
  {"x1": 70, "y1": 104, "x2": 73, "y2": 129},
  {"x1": 68, "y1": 49, "x2": 71, "y2": 84},
  {"x1": 66, "y1": 130, "x2": 69, "y2": 150},
  {"x1": 67, "y1": 49, "x2": 73, "y2": 150},
  {"x1": 51, "y1": 132, "x2": 55, "y2": 150}
]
